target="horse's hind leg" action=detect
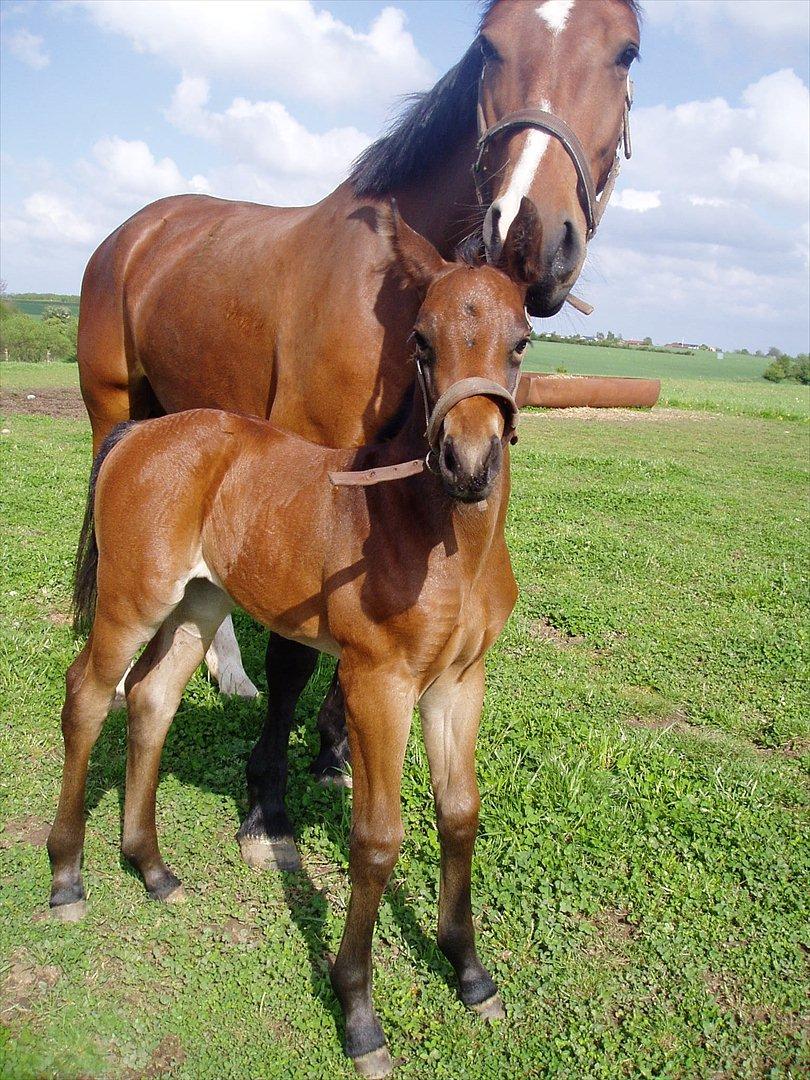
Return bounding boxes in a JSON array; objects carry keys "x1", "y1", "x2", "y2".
[
  {"x1": 122, "y1": 581, "x2": 232, "y2": 900},
  {"x1": 204, "y1": 615, "x2": 259, "y2": 698},
  {"x1": 237, "y1": 634, "x2": 318, "y2": 872},
  {"x1": 48, "y1": 617, "x2": 148, "y2": 920},
  {"x1": 419, "y1": 660, "x2": 504, "y2": 1020}
]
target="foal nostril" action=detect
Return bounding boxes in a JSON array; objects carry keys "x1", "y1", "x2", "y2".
[{"x1": 441, "y1": 437, "x2": 459, "y2": 479}]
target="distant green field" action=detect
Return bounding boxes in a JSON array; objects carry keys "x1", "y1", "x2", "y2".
[
  {"x1": 7, "y1": 296, "x2": 80, "y2": 321},
  {"x1": 525, "y1": 342, "x2": 810, "y2": 421},
  {"x1": 1, "y1": 362, "x2": 79, "y2": 390}
]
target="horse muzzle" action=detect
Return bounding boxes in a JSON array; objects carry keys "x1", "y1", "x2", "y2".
[{"x1": 439, "y1": 432, "x2": 503, "y2": 503}]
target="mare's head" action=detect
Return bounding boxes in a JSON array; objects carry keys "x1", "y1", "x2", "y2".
[
  {"x1": 384, "y1": 204, "x2": 530, "y2": 504},
  {"x1": 479, "y1": 0, "x2": 641, "y2": 314}
]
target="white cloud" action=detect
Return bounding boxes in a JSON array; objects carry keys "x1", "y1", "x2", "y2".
[
  {"x1": 646, "y1": 0, "x2": 810, "y2": 42},
  {"x1": 166, "y1": 75, "x2": 370, "y2": 197},
  {"x1": 1, "y1": 137, "x2": 208, "y2": 267},
  {"x1": 4, "y1": 28, "x2": 50, "y2": 69},
  {"x1": 72, "y1": 0, "x2": 433, "y2": 109},
  {"x1": 612, "y1": 189, "x2": 662, "y2": 213}
]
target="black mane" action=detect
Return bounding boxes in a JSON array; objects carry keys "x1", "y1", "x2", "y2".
[
  {"x1": 350, "y1": 0, "x2": 643, "y2": 199},
  {"x1": 349, "y1": 41, "x2": 483, "y2": 199}
]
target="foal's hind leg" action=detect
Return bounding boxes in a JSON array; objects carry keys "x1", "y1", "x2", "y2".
[
  {"x1": 419, "y1": 660, "x2": 504, "y2": 1020},
  {"x1": 48, "y1": 616, "x2": 148, "y2": 920},
  {"x1": 122, "y1": 581, "x2": 231, "y2": 900},
  {"x1": 237, "y1": 635, "x2": 318, "y2": 872}
]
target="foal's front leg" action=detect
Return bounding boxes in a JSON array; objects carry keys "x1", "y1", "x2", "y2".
[
  {"x1": 330, "y1": 661, "x2": 414, "y2": 1078},
  {"x1": 419, "y1": 660, "x2": 504, "y2": 1019}
]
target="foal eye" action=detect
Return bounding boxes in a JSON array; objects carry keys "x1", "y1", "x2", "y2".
[{"x1": 617, "y1": 45, "x2": 639, "y2": 70}]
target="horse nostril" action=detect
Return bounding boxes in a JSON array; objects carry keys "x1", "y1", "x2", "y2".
[{"x1": 552, "y1": 219, "x2": 582, "y2": 279}]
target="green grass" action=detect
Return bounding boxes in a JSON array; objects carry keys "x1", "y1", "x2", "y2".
[
  {"x1": 1, "y1": 361, "x2": 80, "y2": 390},
  {"x1": 524, "y1": 342, "x2": 810, "y2": 421},
  {"x1": 1, "y1": 409, "x2": 807, "y2": 1078}
]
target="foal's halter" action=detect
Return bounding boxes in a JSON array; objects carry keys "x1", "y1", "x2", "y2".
[
  {"x1": 328, "y1": 356, "x2": 519, "y2": 488},
  {"x1": 472, "y1": 65, "x2": 634, "y2": 239}
]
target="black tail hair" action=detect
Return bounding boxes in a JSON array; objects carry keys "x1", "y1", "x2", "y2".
[{"x1": 72, "y1": 421, "x2": 137, "y2": 636}]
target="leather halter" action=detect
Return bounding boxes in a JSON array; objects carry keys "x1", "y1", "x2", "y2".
[
  {"x1": 328, "y1": 358, "x2": 519, "y2": 488},
  {"x1": 472, "y1": 66, "x2": 634, "y2": 241}
]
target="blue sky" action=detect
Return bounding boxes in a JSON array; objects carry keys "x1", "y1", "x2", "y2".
[{"x1": 2, "y1": 0, "x2": 809, "y2": 352}]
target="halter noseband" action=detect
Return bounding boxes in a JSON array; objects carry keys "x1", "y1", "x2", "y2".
[
  {"x1": 328, "y1": 357, "x2": 519, "y2": 488},
  {"x1": 472, "y1": 66, "x2": 634, "y2": 241}
]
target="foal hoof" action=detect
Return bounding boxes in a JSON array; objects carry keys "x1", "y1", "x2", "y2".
[
  {"x1": 163, "y1": 884, "x2": 186, "y2": 904},
  {"x1": 352, "y1": 1046, "x2": 394, "y2": 1079},
  {"x1": 49, "y1": 899, "x2": 87, "y2": 923},
  {"x1": 470, "y1": 992, "x2": 506, "y2": 1021},
  {"x1": 239, "y1": 834, "x2": 301, "y2": 873}
]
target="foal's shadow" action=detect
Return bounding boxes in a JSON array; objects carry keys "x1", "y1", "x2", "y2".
[{"x1": 83, "y1": 624, "x2": 454, "y2": 1043}]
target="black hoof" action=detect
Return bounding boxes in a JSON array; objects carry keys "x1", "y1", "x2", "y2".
[{"x1": 142, "y1": 867, "x2": 184, "y2": 903}]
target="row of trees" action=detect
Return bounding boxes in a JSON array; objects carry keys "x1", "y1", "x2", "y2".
[
  {"x1": 0, "y1": 291, "x2": 79, "y2": 363},
  {"x1": 763, "y1": 353, "x2": 810, "y2": 384}
]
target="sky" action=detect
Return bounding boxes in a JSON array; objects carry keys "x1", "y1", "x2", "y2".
[{"x1": 1, "y1": 0, "x2": 809, "y2": 354}]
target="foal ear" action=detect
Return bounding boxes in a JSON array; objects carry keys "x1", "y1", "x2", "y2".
[{"x1": 380, "y1": 199, "x2": 448, "y2": 291}]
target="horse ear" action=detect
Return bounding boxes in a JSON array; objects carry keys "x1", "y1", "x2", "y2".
[{"x1": 380, "y1": 199, "x2": 448, "y2": 290}]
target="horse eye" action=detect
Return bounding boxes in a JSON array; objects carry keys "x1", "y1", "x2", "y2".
[
  {"x1": 514, "y1": 338, "x2": 530, "y2": 357},
  {"x1": 617, "y1": 45, "x2": 639, "y2": 70},
  {"x1": 480, "y1": 36, "x2": 500, "y2": 64},
  {"x1": 413, "y1": 331, "x2": 431, "y2": 354}
]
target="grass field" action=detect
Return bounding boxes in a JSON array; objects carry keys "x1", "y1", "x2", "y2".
[
  {"x1": 1, "y1": 362, "x2": 80, "y2": 391},
  {"x1": 524, "y1": 343, "x2": 810, "y2": 421},
  {"x1": 7, "y1": 298, "x2": 81, "y2": 321},
  {"x1": 1, "y1": 388, "x2": 808, "y2": 1077}
]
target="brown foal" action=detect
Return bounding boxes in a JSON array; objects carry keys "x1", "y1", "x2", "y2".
[{"x1": 48, "y1": 210, "x2": 529, "y2": 1076}]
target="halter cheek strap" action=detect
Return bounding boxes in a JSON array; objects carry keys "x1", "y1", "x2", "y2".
[{"x1": 328, "y1": 366, "x2": 519, "y2": 488}]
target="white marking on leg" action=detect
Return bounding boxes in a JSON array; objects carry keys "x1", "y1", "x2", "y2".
[
  {"x1": 484, "y1": 102, "x2": 552, "y2": 261},
  {"x1": 536, "y1": 0, "x2": 575, "y2": 34},
  {"x1": 205, "y1": 615, "x2": 259, "y2": 699}
]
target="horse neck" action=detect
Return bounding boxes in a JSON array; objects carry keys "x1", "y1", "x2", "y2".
[{"x1": 387, "y1": 130, "x2": 481, "y2": 257}]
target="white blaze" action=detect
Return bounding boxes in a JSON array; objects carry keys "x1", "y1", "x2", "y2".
[
  {"x1": 536, "y1": 0, "x2": 575, "y2": 34},
  {"x1": 483, "y1": 101, "x2": 551, "y2": 258}
]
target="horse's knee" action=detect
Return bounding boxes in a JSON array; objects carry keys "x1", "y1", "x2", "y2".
[
  {"x1": 350, "y1": 819, "x2": 403, "y2": 881},
  {"x1": 437, "y1": 791, "x2": 480, "y2": 846}
]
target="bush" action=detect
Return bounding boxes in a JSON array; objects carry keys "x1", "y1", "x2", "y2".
[
  {"x1": 762, "y1": 353, "x2": 810, "y2": 385},
  {"x1": 0, "y1": 308, "x2": 78, "y2": 363}
]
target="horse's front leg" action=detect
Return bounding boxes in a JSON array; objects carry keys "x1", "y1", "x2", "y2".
[
  {"x1": 419, "y1": 660, "x2": 504, "y2": 1020},
  {"x1": 237, "y1": 634, "x2": 318, "y2": 871},
  {"x1": 330, "y1": 659, "x2": 414, "y2": 1078}
]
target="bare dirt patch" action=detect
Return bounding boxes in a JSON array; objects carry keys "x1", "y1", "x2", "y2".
[
  {"x1": 1, "y1": 387, "x2": 86, "y2": 421},
  {"x1": 0, "y1": 815, "x2": 51, "y2": 850},
  {"x1": 529, "y1": 616, "x2": 585, "y2": 648},
  {"x1": 204, "y1": 916, "x2": 263, "y2": 947},
  {"x1": 1, "y1": 950, "x2": 61, "y2": 1024},
  {"x1": 521, "y1": 406, "x2": 709, "y2": 424},
  {"x1": 121, "y1": 1035, "x2": 186, "y2": 1080}
]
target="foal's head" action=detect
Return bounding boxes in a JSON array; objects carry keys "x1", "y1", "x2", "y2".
[{"x1": 385, "y1": 204, "x2": 530, "y2": 504}]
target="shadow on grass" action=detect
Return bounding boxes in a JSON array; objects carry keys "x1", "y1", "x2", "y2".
[{"x1": 80, "y1": 618, "x2": 454, "y2": 1045}]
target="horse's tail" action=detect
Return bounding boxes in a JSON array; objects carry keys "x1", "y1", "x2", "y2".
[{"x1": 72, "y1": 421, "x2": 137, "y2": 636}]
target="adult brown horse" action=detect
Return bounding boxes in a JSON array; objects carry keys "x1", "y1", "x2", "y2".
[
  {"x1": 52, "y1": 208, "x2": 529, "y2": 1076},
  {"x1": 75, "y1": 0, "x2": 641, "y2": 848}
]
